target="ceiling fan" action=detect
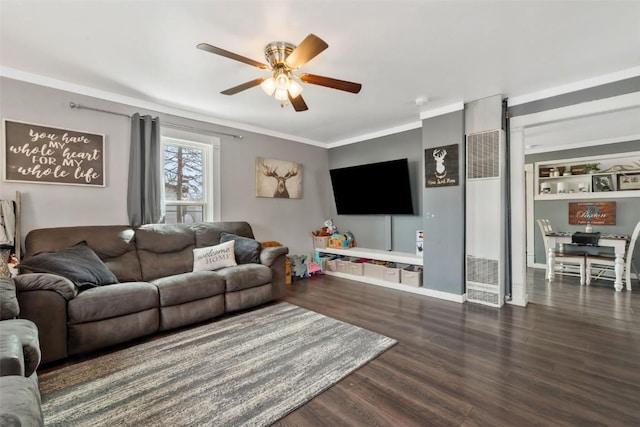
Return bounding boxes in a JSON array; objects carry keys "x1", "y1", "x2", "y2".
[{"x1": 197, "y1": 34, "x2": 362, "y2": 112}]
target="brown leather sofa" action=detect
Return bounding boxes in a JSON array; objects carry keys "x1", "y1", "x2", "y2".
[{"x1": 14, "y1": 222, "x2": 288, "y2": 365}]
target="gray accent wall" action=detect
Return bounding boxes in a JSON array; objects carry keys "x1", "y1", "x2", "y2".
[
  {"x1": 327, "y1": 129, "x2": 423, "y2": 253},
  {"x1": 422, "y1": 110, "x2": 465, "y2": 294},
  {"x1": 0, "y1": 77, "x2": 330, "y2": 255}
]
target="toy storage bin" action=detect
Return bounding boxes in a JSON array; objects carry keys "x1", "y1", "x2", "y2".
[
  {"x1": 364, "y1": 260, "x2": 388, "y2": 280},
  {"x1": 336, "y1": 257, "x2": 354, "y2": 273},
  {"x1": 312, "y1": 235, "x2": 329, "y2": 249},
  {"x1": 317, "y1": 254, "x2": 333, "y2": 271},
  {"x1": 325, "y1": 255, "x2": 342, "y2": 272},
  {"x1": 401, "y1": 265, "x2": 423, "y2": 287},
  {"x1": 347, "y1": 258, "x2": 369, "y2": 276},
  {"x1": 382, "y1": 263, "x2": 409, "y2": 283}
]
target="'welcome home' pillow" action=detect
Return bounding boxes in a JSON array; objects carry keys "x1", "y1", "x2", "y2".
[{"x1": 193, "y1": 240, "x2": 237, "y2": 272}]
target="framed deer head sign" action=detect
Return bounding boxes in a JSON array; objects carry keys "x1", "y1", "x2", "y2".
[
  {"x1": 256, "y1": 157, "x2": 303, "y2": 199},
  {"x1": 425, "y1": 144, "x2": 459, "y2": 188}
]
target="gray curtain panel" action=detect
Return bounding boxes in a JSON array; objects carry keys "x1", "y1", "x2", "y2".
[{"x1": 127, "y1": 113, "x2": 162, "y2": 227}]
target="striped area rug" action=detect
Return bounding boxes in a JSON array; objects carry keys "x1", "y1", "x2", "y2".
[{"x1": 39, "y1": 302, "x2": 396, "y2": 426}]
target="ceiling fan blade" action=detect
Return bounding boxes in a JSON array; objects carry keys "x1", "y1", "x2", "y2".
[
  {"x1": 299, "y1": 73, "x2": 362, "y2": 94},
  {"x1": 221, "y1": 77, "x2": 268, "y2": 95},
  {"x1": 285, "y1": 34, "x2": 329, "y2": 69},
  {"x1": 288, "y1": 93, "x2": 309, "y2": 112},
  {"x1": 197, "y1": 43, "x2": 269, "y2": 69}
]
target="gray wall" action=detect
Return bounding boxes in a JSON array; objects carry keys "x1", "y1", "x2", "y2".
[
  {"x1": 327, "y1": 128, "x2": 423, "y2": 253},
  {"x1": 422, "y1": 110, "x2": 465, "y2": 294},
  {"x1": 526, "y1": 141, "x2": 640, "y2": 266},
  {"x1": 0, "y1": 77, "x2": 330, "y2": 255}
]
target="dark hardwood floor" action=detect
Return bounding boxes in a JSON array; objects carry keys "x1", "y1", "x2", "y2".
[{"x1": 276, "y1": 271, "x2": 640, "y2": 427}]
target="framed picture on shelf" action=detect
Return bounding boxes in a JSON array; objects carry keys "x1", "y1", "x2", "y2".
[
  {"x1": 592, "y1": 174, "x2": 615, "y2": 192},
  {"x1": 618, "y1": 172, "x2": 640, "y2": 191}
]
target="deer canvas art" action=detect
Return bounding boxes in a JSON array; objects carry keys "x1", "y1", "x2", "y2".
[{"x1": 256, "y1": 157, "x2": 303, "y2": 199}]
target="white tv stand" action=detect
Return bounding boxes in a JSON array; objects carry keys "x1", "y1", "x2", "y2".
[{"x1": 315, "y1": 247, "x2": 464, "y2": 303}]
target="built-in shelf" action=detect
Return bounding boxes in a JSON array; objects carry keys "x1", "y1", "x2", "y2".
[
  {"x1": 317, "y1": 247, "x2": 422, "y2": 266},
  {"x1": 535, "y1": 152, "x2": 640, "y2": 200},
  {"x1": 313, "y1": 247, "x2": 464, "y2": 303}
]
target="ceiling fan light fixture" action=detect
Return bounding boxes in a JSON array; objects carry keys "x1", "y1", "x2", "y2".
[
  {"x1": 260, "y1": 77, "x2": 276, "y2": 96},
  {"x1": 199, "y1": 34, "x2": 361, "y2": 111},
  {"x1": 274, "y1": 72, "x2": 289, "y2": 91},
  {"x1": 288, "y1": 79, "x2": 303, "y2": 98},
  {"x1": 274, "y1": 88, "x2": 289, "y2": 101}
]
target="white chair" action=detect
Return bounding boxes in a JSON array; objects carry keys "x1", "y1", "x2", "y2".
[
  {"x1": 537, "y1": 219, "x2": 586, "y2": 285},
  {"x1": 586, "y1": 221, "x2": 640, "y2": 291}
]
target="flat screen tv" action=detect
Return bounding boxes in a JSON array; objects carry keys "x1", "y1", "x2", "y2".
[{"x1": 329, "y1": 158, "x2": 415, "y2": 215}]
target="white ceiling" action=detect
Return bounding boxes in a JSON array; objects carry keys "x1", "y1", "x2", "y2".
[{"x1": 1, "y1": 1, "x2": 639, "y2": 148}]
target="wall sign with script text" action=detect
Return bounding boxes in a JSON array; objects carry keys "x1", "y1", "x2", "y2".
[
  {"x1": 568, "y1": 201, "x2": 616, "y2": 225},
  {"x1": 425, "y1": 144, "x2": 459, "y2": 187},
  {"x1": 3, "y1": 120, "x2": 105, "y2": 187}
]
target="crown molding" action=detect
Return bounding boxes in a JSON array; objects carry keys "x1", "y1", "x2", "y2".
[
  {"x1": 0, "y1": 66, "x2": 327, "y2": 148},
  {"x1": 508, "y1": 66, "x2": 640, "y2": 106}
]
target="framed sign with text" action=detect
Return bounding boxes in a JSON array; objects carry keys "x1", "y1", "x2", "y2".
[
  {"x1": 425, "y1": 144, "x2": 459, "y2": 187},
  {"x1": 3, "y1": 120, "x2": 105, "y2": 187},
  {"x1": 568, "y1": 201, "x2": 616, "y2": 225}
]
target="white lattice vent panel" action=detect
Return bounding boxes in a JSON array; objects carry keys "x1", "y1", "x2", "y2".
[
  {"x1": 466, "y1": 256, "x2": 502, "y2": 307},
  {"x1": 467, "y1": 282, "x2": 501, "y2": 307},
  {"x1": 466, "y1": 255, "x2": 499, "y2": 286},
  {"x1": 467, "y1": 130, "x2": 501, "y2": 179}
]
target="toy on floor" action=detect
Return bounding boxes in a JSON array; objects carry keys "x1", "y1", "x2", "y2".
[
  {"x1": 307, "y1": 261, "x2": 322, "y2": 275},
  {"x1": 287, "y1": 255, "x2": 308, "y2": 281}
]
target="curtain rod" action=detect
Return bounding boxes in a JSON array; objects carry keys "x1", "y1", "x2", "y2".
[{"x1": 68, "y1": 101, "x2": 243, "y2": 140}]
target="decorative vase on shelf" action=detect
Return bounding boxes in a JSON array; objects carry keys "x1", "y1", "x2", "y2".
[{"x1": 586, "y1": 223, "x2": 593, "y2": 233}]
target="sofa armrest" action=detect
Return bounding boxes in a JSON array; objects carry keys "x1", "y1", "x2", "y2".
[
  {"x1": 0, "y1": 334, "x2": 25, "y2": 376},
  {"x1": 14, "y1": 273, "x2": 77, "y2": 300},
  {"x1": 260, "y1": 246, "x2": 289, "y2": 267},
  {"x1": 0, "y1": 375, "x2": 44, "y2": 427},
  {"x1": 0, "y1": 320, "x2": 41, "y2": 377},
  {"x1": 0, "y1": 277, "x2": 20, "y2": 320}
]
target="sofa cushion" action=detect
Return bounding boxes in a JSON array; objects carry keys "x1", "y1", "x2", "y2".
[
  {"x1": 67, "y1": 282, "x2": 158, "y2": 324},
  {"x1": 193, "y1": 241, "x2": 236, "y2": 272},
  {"x1": 217, "y1": 264, "x2": 272, "y2": 292},
  {"x1": 0, "y1": 277, "x2": 19, "y2": 319},
  {"x1": 152, "y1": 271, "x2": 226, "y2": 307},
  {"x1": 135, "y1": 224, "x2": 195, "y2": 281},
  {"x1": 219, "y1": 232, "x2": 261, "y2": 264},
  {"x1": 24, "y1": 225, "x2": 142, "y2": 282},
  {"x1": 191, "y1": 222, "x2": 255, "y2": 248},
  {"x1": 18, "y1": 242, "x2": 118, "y2": 290}
]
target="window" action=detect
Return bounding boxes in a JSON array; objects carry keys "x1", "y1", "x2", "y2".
[{"x1": 161, "y1": 129, "x2": 220, "y2": 224}]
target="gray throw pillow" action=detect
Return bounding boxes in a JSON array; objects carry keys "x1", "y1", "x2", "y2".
[
  {"x1": 18, "y1": 242, "x2": 118, "y2": 290},
  {"x1": 219, "y1": 232, "x2": 261, "y2": 264}
]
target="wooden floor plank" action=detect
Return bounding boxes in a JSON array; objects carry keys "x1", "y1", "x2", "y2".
[{"x1": 275, "y1": 270, "x2": 640, "y2": 426}]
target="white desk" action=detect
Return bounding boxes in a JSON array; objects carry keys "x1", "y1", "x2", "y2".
[{"x1": 546, "y1": 232, "x2": 630, "y2": 292}]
